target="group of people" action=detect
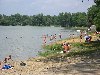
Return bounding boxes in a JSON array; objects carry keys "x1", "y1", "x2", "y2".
[
  {"x1": 79, "y1": 30, "x2": 93, "y2": 43},
  {"x1": 61, "y1": 30, "x2": 92, "y2": 53},
  {"x1": 42, "y1": 33, "x2": 62, "y2": 45},
  {"x1": 49, "y1": 34, "x2": 57, "y2": 41},
  {"x1": 0, "y1": 55, "x2": 14, "y2": 70}
]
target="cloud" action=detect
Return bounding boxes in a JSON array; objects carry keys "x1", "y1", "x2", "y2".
[
  {"x1": 31, "y1": 0, "x2": 80, "y2": 9},
  {"x1": 0, "y1": 0, "x2": 95, "y2": 15},
  {"x1": 29, "y1": 0, "x2": 82, "y2": 15}
]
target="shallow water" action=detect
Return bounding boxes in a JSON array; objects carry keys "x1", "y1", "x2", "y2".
[{"x1": 0, "y1": 26, "x2": 79, "y2": 61}]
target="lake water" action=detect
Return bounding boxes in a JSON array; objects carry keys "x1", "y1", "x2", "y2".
[{"x1": 0, "y1": 26, "x2": 79, "y2": 61}]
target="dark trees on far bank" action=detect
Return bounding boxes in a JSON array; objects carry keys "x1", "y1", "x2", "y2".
[{"x1": 0, "y1": 12, "x2": 87, "y2": 27}]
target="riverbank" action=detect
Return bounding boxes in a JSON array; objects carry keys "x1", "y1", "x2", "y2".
[{"x1": 0, "y1": 34, "x2": 100, "y2": 75}]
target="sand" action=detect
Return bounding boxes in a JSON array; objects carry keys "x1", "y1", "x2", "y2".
[{"x1": 0, "y1": 56, "x2": 100, "y2": 75}]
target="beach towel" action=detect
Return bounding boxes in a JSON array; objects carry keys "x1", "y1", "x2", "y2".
[{"x1": 2, "y1": 64, "x2": 12, "y2": 69}]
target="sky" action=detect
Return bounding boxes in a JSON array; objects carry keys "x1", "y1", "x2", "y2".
[{"x1": 0, "y1": 0, "x2": 95, "y2": 16}]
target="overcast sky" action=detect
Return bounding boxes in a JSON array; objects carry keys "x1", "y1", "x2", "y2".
[{"x1": 0, "y1": 0, "x2": 95, "y2": 16}]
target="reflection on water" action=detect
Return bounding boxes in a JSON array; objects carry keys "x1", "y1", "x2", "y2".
[{"x1": 0, "y1": 26, "x2": 79, "y2": 61}]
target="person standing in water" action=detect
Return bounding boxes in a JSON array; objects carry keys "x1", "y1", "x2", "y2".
[
  {"x1": 59, "y1": 33, "x2": 62, "y2": 39},
  {"x1": 42, "y1": 35, "x2": 47, "y2": 46},
  {"x1": 72, "y1": 34, "x2": 75, "y2": 42},
  {"x1": 54, "y1": 34, "x2": 57, "y2": 41}
]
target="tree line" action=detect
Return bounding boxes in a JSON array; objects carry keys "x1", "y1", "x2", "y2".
[
  {"x1": 87, "y1": 0, "x2": 100, "y2": 31},
  {"x1": 0, "y1": 12, "x2": 87, "y2": 27}
]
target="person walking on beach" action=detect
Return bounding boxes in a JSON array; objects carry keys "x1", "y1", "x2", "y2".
[
  {"x1": 50, "y1": 35, "x2": 53, "y2": 44},
  {"x1": 72, "y1": 34, "x2": 75, "y2": 42},
  {"x1": 80, "y1": 31, "x2": 83, "y2": 43},
  {"x1": 54, "y1": 34, "x2": 57, "y2": 42},
  {"x1": 80, "y1": 34, "x2": 82, "y2": 42}
]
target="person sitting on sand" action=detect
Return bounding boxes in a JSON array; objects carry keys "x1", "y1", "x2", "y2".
[
  {"x1": 84, "y1": 34, "x2": 92, "y2": 42},
  {"x1": 80, "y1": 34, "x2": 82, "y2": 43},
  {"x1": 4, "y1": 58, "x2": 7, "y2": 63},
  {"x1": 80, "y1": 31, "x2": 83, "y2": 43},
  {"x1": 62, "y1": 42, "x2": 71, "y2": 53},
  {"x1": 84, "y1": 34, "x2": 89, "y2": 42},
  {"x1": 4, "y1": 55, "x2": 12, "y2": 63}
]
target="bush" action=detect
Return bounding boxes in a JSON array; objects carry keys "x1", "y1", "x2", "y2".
[{"x1": 39, "y1": 44, "x2": 63, "y2": 56}]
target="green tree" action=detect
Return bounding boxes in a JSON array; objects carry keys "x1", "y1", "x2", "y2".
[
  {"x1": 0, "y1": 12, "x2": 88, "y2": 27},
  {"x1": 71, "y1": 12, "x2": 87, "y2": 27},
  {"x1": 87, "y1": 0, "x2": 100, "y2": 31}
]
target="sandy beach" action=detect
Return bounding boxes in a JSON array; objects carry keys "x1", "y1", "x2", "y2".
[{"x1": 0, "y1": 56, "x2": 100, "y2": 75}]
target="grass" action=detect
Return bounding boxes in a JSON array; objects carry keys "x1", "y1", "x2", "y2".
[
  {"x1": 67, "y1": 42, "x2": 100, "y2": 57},
  {"x1": 39, "y1": 44, "x2": 63, "y2": 57},
  {"x1": 39, "y1": 40, "x2": 100, "y2": 59}
]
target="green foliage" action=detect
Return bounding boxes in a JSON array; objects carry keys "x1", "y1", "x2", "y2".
[
  {"x1": 66, "y1": 41, "x2": 100, "y2": 57},
  {"x1": 0, "y1": 12, "x2": 87, "y2": 27},
  {"x1": 39, "y1": 40, "x2": 100, "y2": 58},
  {"x1": 71, "y1": 12, "x2": 87, "y2": 27},
  {"x1": 47, "y1": 44, "x2": 62, "y2": 51},
  {"x1": 88, "y1": 0, "x2": 100, "y2": 31},
  {"x1": 39, "y1": 44, "x2": 63, "y2": 57},
  {"x1": 94, "y1": 0, "x2": 100, "y2": 6},
  {"x1": 72, "y1": 43, "x2": 84, "y2": 48}
]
